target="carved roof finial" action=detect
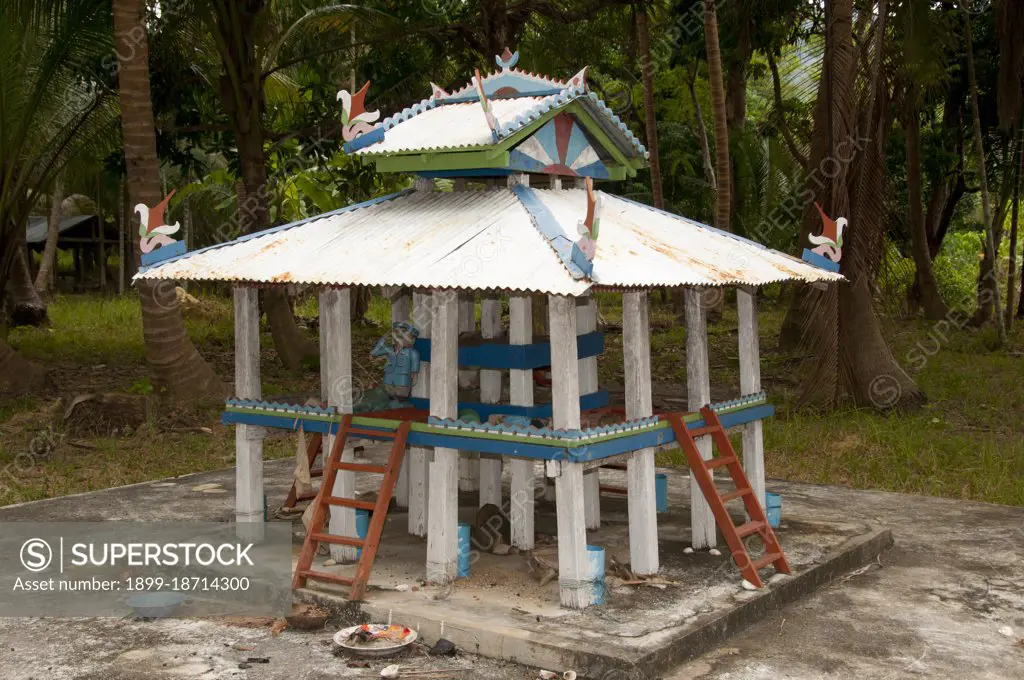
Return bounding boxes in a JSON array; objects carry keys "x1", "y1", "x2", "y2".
[{"x1": 496, "y1": 47, "x2": 520, "y2": 71}]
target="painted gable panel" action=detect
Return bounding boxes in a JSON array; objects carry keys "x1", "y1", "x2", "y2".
[{"x1": 508, "y1": 113, "x2": 610, "y2": 179}]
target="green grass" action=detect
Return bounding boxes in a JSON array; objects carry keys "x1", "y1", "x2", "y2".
[{"x1": 2, "y1": 290, "x2": 1023, "y2": 507}]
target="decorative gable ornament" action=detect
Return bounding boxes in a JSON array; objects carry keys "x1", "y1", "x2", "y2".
[
  {"x1": 495, "y1": 47, "x2": 520, "y2": 71},
  {"x1": 570, "y1": 177, "x2": 601, "y2": 276},
  {"x1": 338, "y1": 81, "x2": 381, "y2": 142},
  {"x1": 801, "y1": 202, "x2": 847, "y2": 273},
  {"x1": 474, "y1": 68, "x2": 501, "y2": 142},
  {"x1": 138, "y1": 190, "x2": 186, "y2": 267}
]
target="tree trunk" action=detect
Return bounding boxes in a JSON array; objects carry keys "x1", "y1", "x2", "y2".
[
  {"x1": 0, "y1": 335, "x2": 46, "y2": 395},
  {"x1": 5, "y1": 239, "x2": 47, "y2": 327},
  {"x1": 725, "y1": 3, "x2": 751, "y2": 231},
  {"x1": 963, "y1": 8, "x2": 1007, "y2": 344},
  {"x1": 215, "y1": 4, "x2": 314, "y2": 372},
  {"x1": 800, "y1": 0, "x2": 923, "y2": 410},
  {"x1": 688, "y1": 62, "x2": 716, "y2": 191},
  {"x1": 1008, "y1": 134, "x2": 1022, "y2": 330},
  {"x1": 113, "y1": 0, "x2": 224, "y2": 401},
  {"x1": 34, "y1": 177, "x2": 64, "y2": 295},
  {"x1": 904, "y1": 104, "x2": 949, "y2": 320},
  {"x1": 636, "y1": 7, "x2": 663, "y2": 209},
  {"x1": 703, "y1": 0, "x2": 731, "y2": 235}
]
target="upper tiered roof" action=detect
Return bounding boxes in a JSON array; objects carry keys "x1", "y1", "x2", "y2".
[{"x1": 342, "y1": 49, "x2": 648, "y2": 180}]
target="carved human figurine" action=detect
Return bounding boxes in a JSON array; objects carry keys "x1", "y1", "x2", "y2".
[{"x1": 371, "y1": 322, "x2": 421, "y2": 407}]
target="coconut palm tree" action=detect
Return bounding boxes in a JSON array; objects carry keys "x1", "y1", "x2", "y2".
[
  {"x1": 703, "y1": 0, "x2": 730, "y2": 236},
  {"x1": 113, "y1": 0, "x2": 224, "y2": 399},
  {"x1": 0, "y1": 0, "x2": 116, "y2": 393},
  {"x1": 636, "y1": 3, "x2": 663, "y2": 209}
]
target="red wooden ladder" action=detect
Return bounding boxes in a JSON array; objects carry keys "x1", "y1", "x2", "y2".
[
  {"x1": 666, "y1": 407, "x2": 791, "y2": 588},
  {"x1": 292, "y1": 415, "x2": 411, "y2": 600}
]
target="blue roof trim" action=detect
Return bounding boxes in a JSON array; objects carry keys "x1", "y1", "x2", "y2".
[
  {"x1": 139, "y1": 240, "x2": 186, "y2": 270},
  {"x1": 801, "y1": 248, "x2": 841, "y2": 272},
  {"x1": 343, "y1": 126, "x2": 385, "y2": 154},
  {"x1": 136, "y1": 189, "x2": 415, "y2": 277},
  {"x1": 442, "y1": 87, "x2": 564, "y2": 104},
  {"x1": 511, "y1": 184, "x2": 589, "y2": 280}
]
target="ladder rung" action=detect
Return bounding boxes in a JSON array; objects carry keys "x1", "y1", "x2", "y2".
[
  {"x1": 720, "y1": 488, "x2": 752, "y2": 503},
  {"x1": 689, "y1": 426, "x2": 719, "y2": 437},
  {"x1": 310, "y1": 467, "x2": 323, "y2": 476},
  {"x1": 750, "y1": 552, "x2": 784, "y2": 571},
  {"x1": 347, "y1": 427, "x2": 396, "y2": 438},
  {"x1": 706, "y1": 456, "x2": 738, "y2": 469},
  {"x1": 735, "y1": 520, "x2": 766, "y2": 538},
  {"x1": 324, "y1": 497, "x2": 377, "y2": 510},
  {"x1": 310, "y1": 532, "x2": 365, "y2": 547},
  {"x1": 298, "y1": 569, "x2": 354, "y2": 586},
  {"x1": 333, "y1": 462, "x2": 389, "y2": 473},
  {"x1": 296, "y1": 491, "x2": 319, "y2": 502}
]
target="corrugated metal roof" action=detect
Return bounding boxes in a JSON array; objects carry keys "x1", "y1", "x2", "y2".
[
  {"x1": 356, "y1": 97, "x2": 547, "y2": 155},
  {"x1": 135, "y1": 188, "x2": 843, "y2": 292},
  {"x1": 134, "y1": 189, "x2": 590, "y2": 296},
  {"x1": 528, "y1": 189, "x2": 844, "y2": 288}
]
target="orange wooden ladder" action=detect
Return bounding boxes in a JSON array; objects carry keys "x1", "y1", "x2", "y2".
[
  {"x1": 666, "y1": 406, "x2": 791, "y2": 588},
  {"x1": 292, "y1": 415, "x2": 411, "y2": 600}
]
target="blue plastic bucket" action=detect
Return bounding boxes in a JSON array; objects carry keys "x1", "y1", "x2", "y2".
[
  {"x1": 655, "y1": 473, "x2": 668, "y2": 513},
  {"x1": 765, "y1": 492, "x2": 782, "y2": 529},
  {"x1": 356, "y1": 509, "x2": 370, "y2": 558},
  {"x1": 586, "y1": 545, "x2": 606, "y2": 605},
  {"x1": 457, "y1": 522, "x2": 472, "y2": 578}
]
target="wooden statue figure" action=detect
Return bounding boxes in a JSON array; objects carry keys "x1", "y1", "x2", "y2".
[{"x1": 371, "y1": 321, "x2": 421, "y2": 407}]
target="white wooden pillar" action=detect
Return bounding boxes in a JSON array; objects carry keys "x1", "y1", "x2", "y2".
[
  {"x1": 508, "y1": 173, "x2": 529, "y2": 188},
  {"x1": 550, "y1": 176, "x2": 563, "y2": 190},
  {"x1": 234, "y1": 287, "x2": 265, "y2": 542},
  {"x1": 408, "y1": 291, "x2": 433, "y2": 536},
  {"x1": 457, "y1": 293, "x2": 480, "y2": 491},
  {"x1": 737, "y1": 286, "x2": 766, "y2": 512},
  {"x1": 427, "y1": 290, "x2": 460, "y2": 583},
  {"x1": 685, "y1": 288, "x2": 716, "y2": 549},
  {"x1": 479, "y1": 296, "x2": 503, "y2": 508},
  {"x1": 623, "y1": 291, "x2": 659, "y2": 574},
  {"x1": 391, "y1": 288, "x2": 412, "y2": 508},
  {"x1": 577, "y1": 296, "x2": 600, "y2": 530},
  {"x1": 322, "y1": 288, "x2": 359, "y2": 561},
  {"x1": 573, "y1": 177, "x2": 587, "y2": 189},
  {"x1": 508, "y1": 295, "x2": 535, "y2": 550},
  {"x1": 550, "y1": 295, "x2": 590, "y2": 609}
]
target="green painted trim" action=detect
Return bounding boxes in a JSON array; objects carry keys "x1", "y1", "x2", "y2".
[{"x1": 372, "y1": 150, "x2": 511, "y2": 173}]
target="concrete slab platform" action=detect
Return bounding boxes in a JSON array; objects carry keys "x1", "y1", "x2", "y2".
[
  {"x1": 2, "y1": 443, "x2": 1023, "y2": 679},
  {"x1": 291, "y1": 451, "x2": 891, "y2": 678}
]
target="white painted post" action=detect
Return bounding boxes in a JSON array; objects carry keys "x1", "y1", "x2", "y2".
[
  {"x1": 577, "y1": 297, "x2": 600, "y2": 530},
  {"x1": 392, "y1": 289, "x2": 412, "y2": 509},
  {"x1": 234, "y1": 287, "x2": 264, "y2": 542},
  {"x1": 737, "y1": 286, "x2": 765, "y2": 512},
  {"x1": 453, "y1": 178, "x2": 467, "y2": 192},
  {"x1": 458, "y1": 293, "x2": 480, "y2": 491},
  {"x1": 408, "y1": 291, "x2": 433, "y2": 537},
  {"x1": 549, "y1": 294, "x2": 589, "y2": 609},
  {"x1": 507, "y1": 173, "x2": 529, "y2": 188},
  {"x1": 479, "y1": 296, "x2": 503, "y2": 508},
  {"x1": 550, "y1": 176, "x2": 563, "y2": 190},
  {"x1": 573, "y1": 177, "x2": 587, "y2": 189},
  {"x1": 508, "y1": 295, "x2": 535, "y2": 550},
  {"x1": 427, "y1": 290, "x2": 460, "y2": 583},
  {"x1": 414, "y1": 177, "x2": 433, "y2": 192},
  {"x1": 322, "y1": 287, "x2": 359, "y2": 562},
  {"x1": 623, "y1": 291, "x2": 659, "y2": 574},
  {"x1": 684, "y1": 288, "x2": 716, "y2": 549}
]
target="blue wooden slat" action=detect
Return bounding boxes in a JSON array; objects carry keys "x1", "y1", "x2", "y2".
[{"x1": 414, "y1": 331, "x2": 603, "y2": 369}]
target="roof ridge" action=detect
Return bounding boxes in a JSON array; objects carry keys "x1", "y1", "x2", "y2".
[{"x1": 511, "y1": 184, "x2": 591, "y2": 281}]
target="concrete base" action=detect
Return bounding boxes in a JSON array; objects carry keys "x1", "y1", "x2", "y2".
[{"x1": 291, "y1": 446, "x2": 892, "y2": 678}]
